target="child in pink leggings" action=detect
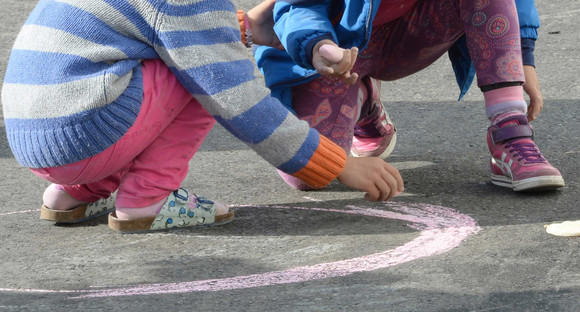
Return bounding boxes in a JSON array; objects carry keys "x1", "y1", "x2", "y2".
[
  {"x1": 256, "y1": 0, "x2": 564, "y2": 192},
  {"x1": 2, "y1": 0, "x2": 403, "y2": 233}
]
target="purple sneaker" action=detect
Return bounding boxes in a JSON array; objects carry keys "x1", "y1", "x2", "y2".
[
  {"x1": 487, "y1": 115, "x2": 565, "y2": 191},
  {"x1": 351, "y1": 77, "x2": 397, "y2": 159}
]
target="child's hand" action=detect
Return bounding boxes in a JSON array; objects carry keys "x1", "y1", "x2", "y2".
[
  {"x1": 337, "y1": 156, "x2": 404, "y2": 202},
  {"x1": 312, "y1": 40, "x2": 359, "y2": 85},
  {"x1": 523, "y1": 65, "x2": 543, "y2": 122},
  {"x1": 246, "y1": 0, "x2": 283, "y2": 50}
]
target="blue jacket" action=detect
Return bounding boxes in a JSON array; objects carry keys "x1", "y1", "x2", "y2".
[{"x1": 255, "y1": 0, "x2": 539, "y2": 108}]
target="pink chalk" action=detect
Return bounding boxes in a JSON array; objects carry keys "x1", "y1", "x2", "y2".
[
  {"x1": 319, "y1": 44, "x2": 344, "y2": 62},
  {"x1": 0, "y1": 209, "x2": 41, "y2": 216}
]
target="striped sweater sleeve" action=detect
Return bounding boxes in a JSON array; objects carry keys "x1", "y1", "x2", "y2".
[{"x1": 152, "y1": 1, "x2": 345, "y2": 188}]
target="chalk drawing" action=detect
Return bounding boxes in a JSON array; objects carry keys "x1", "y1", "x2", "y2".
[
  {"x1": 0, "y1": 202, "x2": 480, "y2": 299},
  {"x1": 0, "y1": 209, "x2": 41, "y2": 216},
  {"x1": 302, "y1": 196, "x2": 323, "y2": 202}
]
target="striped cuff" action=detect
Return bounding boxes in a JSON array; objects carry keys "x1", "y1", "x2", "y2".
[{"x1": 291, "y1": 135, "x2": 347, "y2": 189}]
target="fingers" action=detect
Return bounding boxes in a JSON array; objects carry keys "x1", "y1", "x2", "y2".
[
  {"x1": 345, "y1": 47, "x2": 358, "y2": 74},
  {"x1": 364, "y1": 190, "x2": 380, "y2": 202},
  {"x1": 322, "y1": 49, "x2": 350, "y2": 76},
  {"x1": 378, "y1": 173, "x2": 396, "y2": 201},
  {"x1": 314, "y1": 42, "x2": 359, "y2": 83},
  {"x1": 335, "y1": 47, "x2": 359, "y2": 84},
  {"x1": 363, "y1": 185, "x2": 378, "y2": 201},
  {"x1": 364, "y1": 161, "x2": 404, "y2": 202},
  {"x1": 317, "y1": 65, "x2": 335, "y2": 76},
  {"x1": 527, "y1": 104, "x2": 537, "y2": 122},
  {"x1": 378, "y1": 164, "x2": 403, "y2": 201},
  {"x1": 522, "y1": 65, "x2": 543, "y2": 122},
  {"x1": 337, "y1": 157, "x2": 404, "y2": 202},
  {"x1": 527, "y1": 96, "x2": 543, "y2": 122},
  {"x1": 341, "y1": 72, "x2": 359, "y2": 85},
  {"x1": 336, "y1": 47, "x2": 357, "y2": 75},
  {"x1": 385, "y1": 162, "x2": 404, "y2": 194},
  {"x1": 363, "y1": 178, "x2": 395, "y2": 202}
]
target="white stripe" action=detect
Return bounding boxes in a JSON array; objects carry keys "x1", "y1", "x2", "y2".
[
  {"x1": 13, "y1": 25, "x2": 128, "y2": 62},
  {"x1": 158, "y1": 41, "x2": 247, "y2": 70},
  {"x1": 56, "y1": 0, "x2": 151, "y2": 43},
  {"x1": 166, "y1": 0, "x2": 208, "y2": 5},
  {"x1": 159, "y1": 10, "x2": 238, "y2": 33},
  {"x1": 2, "y1": 72, "x2": 132, "y2": 119},
  {"x1": 193, "y1": 78, "x2": 271, "y2": 119}
]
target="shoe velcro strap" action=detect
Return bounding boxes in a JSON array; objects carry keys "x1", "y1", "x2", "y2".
[{"x1": 491, "y1": 124, "x2": 533, "y2": 144}]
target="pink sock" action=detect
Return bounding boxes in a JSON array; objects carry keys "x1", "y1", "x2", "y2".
[
  {"x1": 115, "y1": 199, "x2": 166, "y2": 220},
  {"x1": 483, "y1": 86, "x2": 528, "y2": 124},
  {"x1": 43, "y1": 184, "x2": 88, "y2": 211}
]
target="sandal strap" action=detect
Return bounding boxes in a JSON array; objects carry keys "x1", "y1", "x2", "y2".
[{"x1": 149, "y1": 188, "x2": 216, "y2": 231}]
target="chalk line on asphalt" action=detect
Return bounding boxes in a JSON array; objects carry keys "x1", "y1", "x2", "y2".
[{"x1": 0, "y1": 202, "x2": 480, "y2": 299}]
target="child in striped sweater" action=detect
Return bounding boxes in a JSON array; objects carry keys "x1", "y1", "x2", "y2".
[{"x1": 1, "y1": 0, "x2": 403, "y2": 233}]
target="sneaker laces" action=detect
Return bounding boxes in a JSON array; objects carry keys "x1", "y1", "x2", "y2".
[{"x1": 505, "y1": 139, "x2": 547, "y2": 164}]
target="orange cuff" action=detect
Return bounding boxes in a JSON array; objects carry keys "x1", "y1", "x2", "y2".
[
  {"x1": 237, "y1": 10, "x2": 246, "y2": 46},
  {"x1": 291, "y1": 135, "x2": 347, "y2": 189}
]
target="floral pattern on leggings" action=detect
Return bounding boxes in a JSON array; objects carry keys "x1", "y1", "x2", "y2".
[{"x1": 290, "y1": 0, "x2": 525, "y2": 152}]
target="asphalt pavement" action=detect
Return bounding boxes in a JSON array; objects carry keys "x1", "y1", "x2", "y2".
[{"x1": 0, "y1": 0, "x2": 578, "y2": 311}]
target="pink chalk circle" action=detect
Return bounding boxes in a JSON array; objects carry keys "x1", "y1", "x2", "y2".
[
  {"x1": 319, "y1": 44, "x2": 343, "y2": 62},
  {"x1": 0, "y1": 202, "x2": 480, "y2": 299}
]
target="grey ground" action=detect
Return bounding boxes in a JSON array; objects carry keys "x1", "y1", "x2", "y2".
[{"x1": 0, "y1": 0, "x2": 578, "y2": 311}]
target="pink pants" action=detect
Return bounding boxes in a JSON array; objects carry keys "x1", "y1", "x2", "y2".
[{"x1": 31, "y1": 59, "x2": 215, "y2": 208}]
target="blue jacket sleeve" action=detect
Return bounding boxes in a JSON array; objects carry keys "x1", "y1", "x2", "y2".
[
  {"x1": 274, "y1": 0, "x2": 337, "y2": 69},
  {"x1": 516, "y1": 0, "x2": 540, "y2": 67},
  {"x1": 516, "y1": 0, "x2": 540, "y2": 40}
]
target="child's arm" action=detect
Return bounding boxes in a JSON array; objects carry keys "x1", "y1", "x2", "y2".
[
  {"x1": 238, "y1": 0, "x2": 283, "y2": 50},
  {"x1": 515, "y1": 0, "x2": 542, "y2": 122},
  {"x1": 273, "y1": 0, "x2": 338, "y2": 69},
  {"x1": 239, "y1": 1, "x2": 358, "y2": 84},
  {"x1": 273, "y1": 1, "x2": 360, "y2": 84},
  {"x1": 155, "y1": 2, "x2": 402, "y2": 201}
]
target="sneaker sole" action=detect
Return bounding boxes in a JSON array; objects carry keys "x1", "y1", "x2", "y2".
[
  {"x1": 351, "y1": 132, "x2": 397, "y2": 159},
  {"x1": 491, "y1": 174, "x2": 565, "y2": 192}
]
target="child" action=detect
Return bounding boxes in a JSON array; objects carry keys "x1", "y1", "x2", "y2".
[
  {"x1": 254, "y1": 0, "x2": 565, "y2": 192},
  {"x1": 1, "y1": 0, "x2": 403, "y2": 233}
]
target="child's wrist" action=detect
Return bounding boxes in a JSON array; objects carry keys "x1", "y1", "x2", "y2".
[{"x1": 291, "y1": 135, "x2": 346, "y2": 188}]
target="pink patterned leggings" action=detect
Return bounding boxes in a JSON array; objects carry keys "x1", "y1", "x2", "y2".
[{"x1": 290, "y1": 0, "x2": 524, "y2": 152}]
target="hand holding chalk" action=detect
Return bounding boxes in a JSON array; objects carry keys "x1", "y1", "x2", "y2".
[
  {"x1": 312, "y1": 40, "x2": 359, "y2": 85},
  {"x1": 318, "y1": 44, "x2": 344, "y2": 63}
]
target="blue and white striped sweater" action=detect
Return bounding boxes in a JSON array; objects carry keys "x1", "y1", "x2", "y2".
[{"x1": 2, "y1": 0, "x2": 336, "y2": 180}]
